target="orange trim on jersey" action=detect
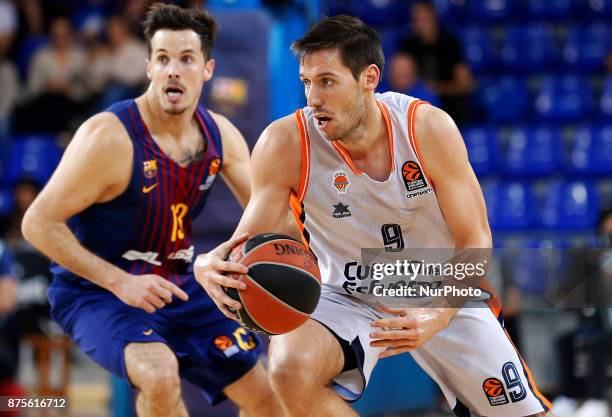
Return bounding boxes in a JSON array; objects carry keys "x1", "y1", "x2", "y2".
[
  {"x1": 291, "y1": 109, "x2": 311, "y2": 250},
  {"x1": 406, "y1": 100, "x2": 433, "y2": 187},
  {"x1": 503, "y1": 328, "x2": 553, "y2": 411},
  {"x1": 377, "y1": 100, "x2": 395, "y2": 171},
  {"x1": 289, "y1": 193, "x2": 310, "y2": 250},
  {"x1": 294, "y1": 109, "x2": 311, "y2": 202},
  {"x1": 484, "y1": 300, "x2": 552, "y2": 412},
  {"x1": 330, "y1": 100, "x2": 395, "y2": 176},
  {"x1": 482, "y1": 280, "x2": 503, "y2": 320},
  {"x1": 331, "y1": 141, "x2": 364, "y2": 174}
]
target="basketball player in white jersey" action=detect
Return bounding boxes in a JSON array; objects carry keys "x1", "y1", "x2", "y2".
[{"x1": 195, "y1": 15, "x2": 554, "y2": 417}]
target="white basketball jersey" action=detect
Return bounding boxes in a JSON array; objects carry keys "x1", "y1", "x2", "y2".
[{"x1": 289, "y1": 92, "x2": 455, "y2": 303}]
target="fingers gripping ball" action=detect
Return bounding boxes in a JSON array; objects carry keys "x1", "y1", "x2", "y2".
[{"x1": 226, "y1": 233, "x2": 321, "y2": 335}]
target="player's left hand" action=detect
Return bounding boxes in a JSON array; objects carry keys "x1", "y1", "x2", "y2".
[{"x1": 369, "y1": 305, "x2": 454, "y2": 358}]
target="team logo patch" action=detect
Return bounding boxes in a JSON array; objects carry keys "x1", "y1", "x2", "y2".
[
  {"x1": 332, "y1": 202, "x2": 351, "y2": 218},
  {"x1": 401, "y1": 161, "x2": 427, "y2": 192},
  {"x1": 199, "y1": 158, "x2": 221, "y2": 191},
  {"x1": 214, "y1": 335, "x2": 240, "y2": 358},
  {"x1": 209, "y1": 158, "x2": 221, "y2": 175},
  {"x1": 333, "y1": 171, "x2": 350, "y2": 194},
  {"x1": 483, "y1": 377, "x2": 509, "y2": 406},
  {"x1": 143, "y1": 160, "x2": 158, "y2": 179}
]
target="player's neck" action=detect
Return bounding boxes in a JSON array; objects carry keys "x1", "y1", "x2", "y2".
[
  {"x1": 139, "y1": 91, "x2": 196, "y2": 139},
  {"x1": 337, "y1": 96, "x2": 387, "y2": 161}
]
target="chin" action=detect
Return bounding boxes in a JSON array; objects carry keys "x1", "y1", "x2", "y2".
[{"x1": 163, "y1": 106, "x2": 188, "y2": 115}]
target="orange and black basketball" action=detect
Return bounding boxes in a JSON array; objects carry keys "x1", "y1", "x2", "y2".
[{"x1": 225, "y1": 233, "x2": 321, "y2": 335}]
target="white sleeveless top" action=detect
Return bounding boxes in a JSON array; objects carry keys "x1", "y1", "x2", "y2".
[{"x1": 289, "y1": 92, "x2": 455, "y2": 303}]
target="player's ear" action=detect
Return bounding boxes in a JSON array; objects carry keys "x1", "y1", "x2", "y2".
[
  {"x1": 363, "y1": 64, "x2": 380, "y2": 91},
  {"x1": 146, "y1": 57, "x2": 152, "y2": 80},
  {"x1": 203, "y1": 58, "x2": 215, "y2": 81}
]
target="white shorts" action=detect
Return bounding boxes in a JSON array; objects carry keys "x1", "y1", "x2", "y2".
[{"x1": 311, "y1": 290, "x2": 552, "y2": 417}]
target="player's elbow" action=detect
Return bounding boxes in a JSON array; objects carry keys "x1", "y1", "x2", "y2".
[{"x1": 21, "y1": 204, "x2": 44, "y2": 247}]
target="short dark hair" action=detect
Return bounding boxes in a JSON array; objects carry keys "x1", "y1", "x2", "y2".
[
  {"x1": 143, "y1": 3, "x2": 218, "y2": 59},
  {"x1": 291, "y1": 15, "x2": 385, "y2": 81}
]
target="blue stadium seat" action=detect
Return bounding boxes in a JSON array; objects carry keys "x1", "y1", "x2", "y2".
[
  {"x1": 527, "y1": 0, "x2": 580, "y2": 20},
  {"x1": 349, "y1": 0, "x2": 409, "y2": 28},
  {"x1": 562, "y1": 24, "x2": 609, "y2": 70},
  {"x1": 502, "y1": 239, "x2": 566, "y2": 295},
  {"x1": 378, "y1": 27, "x2": 407, "y2": 60},
  {"x1": 468, "y1": 0, "x2": 514, "y2": 21},
  {"x1": 6, "y1": 135, "x2": 62, "y2": 185},
  {"x1": 17, "y1": 35, "x2": 48, "y2": 80},
  {"x1": 482, "y1": 181, "x2": 535, "y2": 230},
  {"x1": 207, "y1": 0, "x2": 261, "y2": 9},
  {"x1": 537, "y1": 181, "x2": 599, "y2": 229},
  {"x1": 587, "y1": 0, "x2": 612, "y2": 16},
  {"x1": 461, "y1": 126, "x2": 499, "y2": 176},
  {"x1": 0, "y1": 187, "x2": 14, "y2": 217},
  {"x1": 499, "y1": 25, "x2": 559, "y2": 72},
  {"x1": 433, "y1": 0, "x2": 468, "y2": 23},
  {"x1": 503, "y1": 127, "x2": 562, "y2": 177},
  {"x1": 460, "y1": 26, "x2": 495, "y2": 72},
  {"x1": 326, "y1": 0, "x2": 351, "y2": 16},
  {"x1": 600, "y1": 76, "x2": 612, "y2": 120},
  {"x1": 480, "y1": 76, "x2": 528, "y2": 122},
  {"x1": 534, "y1": 75, "x2": 592, "y2": 122},
  {"x1": 568, "y1": 126, "x2": 612, "y2": 174}
]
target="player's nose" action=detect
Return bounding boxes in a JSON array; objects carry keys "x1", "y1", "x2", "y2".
[
  {"x1": 306, "y1": 86, "x2": 323, "y2": 108},
  {"x1": 166, "y1": 60, "x2": 181, "y2": 79}
]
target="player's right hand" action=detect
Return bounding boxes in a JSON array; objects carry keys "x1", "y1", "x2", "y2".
[
  {"x1": 112, "y1": 274, "x2": 189, "y2": 314},
  {"x1": 194, "y1": 233, "x2": 249, "y2": 320}
]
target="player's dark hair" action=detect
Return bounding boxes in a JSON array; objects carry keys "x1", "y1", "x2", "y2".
[
  {"x1": 143, "y1": 3, "x2": 218, "y2": 59},
  {"x1": 291, "y1": 15, "x2": 385, "y2": 81}
]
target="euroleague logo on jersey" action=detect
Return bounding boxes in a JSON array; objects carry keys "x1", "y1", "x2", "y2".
[
  {"x1": 483, "y1": 377, "x2": 509, "y2": 406},
  {"x1": 401, "y1": 160, "x2": 431, "y2": 198},
  {"x1": 333, "y1": 171, "x2": 350, "y2": 194},
  {"x1": 209, "y1": 158, "x2": 221, "y2": 175}
]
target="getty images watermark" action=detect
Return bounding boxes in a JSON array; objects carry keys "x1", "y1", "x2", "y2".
[
  {"x1": 345, "y1": 248, "x2": 493, "y2": 308},
  {"x1": 369, "y1": 258, "x2": 487, "y2": 298},
  {"x1": 349, "y1": 247, "x2": 612, "y2": 309}
]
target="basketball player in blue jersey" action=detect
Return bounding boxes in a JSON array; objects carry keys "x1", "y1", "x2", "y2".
[
  {"x1": 197, "y1": 15, "x2": 555, "y2": 417},
  {"x1": 21, "y1": 4, "x2": 283, "y2": 417}
]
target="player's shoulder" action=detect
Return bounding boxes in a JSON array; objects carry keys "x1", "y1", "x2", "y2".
[
  {"x1": 207, "y1": 109, "x2": 231, "y2": 131},
  {"x1": 413, "y1": 102, "x2": 465, "y2": 161},
  {"x1": 375, "y1": 91, "x2": 423, "y2": 114},
  {"x1": 70, "y1": 111, "x2": 132, "y2": 155},
  {"x1": 414, "y1": 102, "x2": 456, "y2": 138},
  {"x1": 253, "y1": 114, "x2": 301, "y2": 160}
]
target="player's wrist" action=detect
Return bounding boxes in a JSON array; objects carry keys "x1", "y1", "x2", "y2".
[{"x1": 103, "y1": 269, "x2": 131, "y2": 293}]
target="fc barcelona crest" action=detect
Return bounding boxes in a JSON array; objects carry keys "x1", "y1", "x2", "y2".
[{"x1": 143, "y1": 160, "x2": 158, "y2": 179}]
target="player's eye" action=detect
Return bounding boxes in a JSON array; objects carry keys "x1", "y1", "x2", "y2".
[
  {"x1": 322, "y1": 78, "x2": 333, "y2": 87},
  {"x1": 181, "y1": 55, "x2": 193, "y2": 64},
  {"x1": 158, "y1": 55, "x2": 169, "y2": 64}
]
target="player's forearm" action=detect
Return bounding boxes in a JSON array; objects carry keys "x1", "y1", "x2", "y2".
[{"x1": 22, "y1": 210, "x2": 128, "y2": 291}]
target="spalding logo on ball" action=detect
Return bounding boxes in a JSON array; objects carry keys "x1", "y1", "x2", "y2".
[{"x1": 226, "y1": 233, "x2": 321, "y2": 335}]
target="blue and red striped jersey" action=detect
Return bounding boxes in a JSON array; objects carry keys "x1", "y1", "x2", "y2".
[{"x1": 51, "y1": 99, "x2": 223, "y2": 288}]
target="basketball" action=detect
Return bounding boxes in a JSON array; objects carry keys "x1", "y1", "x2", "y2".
[{"x1": 225, "y1": 233, "x2": 321, "y2": 335}]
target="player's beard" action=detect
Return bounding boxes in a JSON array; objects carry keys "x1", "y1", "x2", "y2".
[{"x1": 327, "y1": 91, "x2": 365, "y2": 142}]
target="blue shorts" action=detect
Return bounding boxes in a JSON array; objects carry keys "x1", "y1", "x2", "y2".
[{"x1": 48, "y1": 277, "x2": 262, "y2": 405}]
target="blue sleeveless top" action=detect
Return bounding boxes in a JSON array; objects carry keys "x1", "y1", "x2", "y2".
[{"x1": 51, "y1": 99, "x2": 223, "y2": 288}]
